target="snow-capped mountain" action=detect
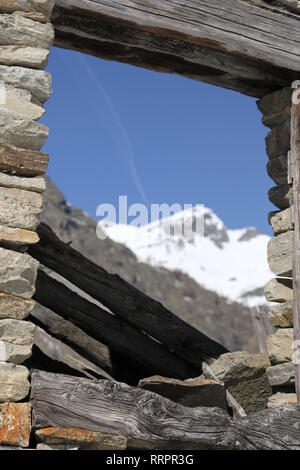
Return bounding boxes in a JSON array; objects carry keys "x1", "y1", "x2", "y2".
[{"x1": 99, "y1": 206, "x2": 273, "y2": 307}]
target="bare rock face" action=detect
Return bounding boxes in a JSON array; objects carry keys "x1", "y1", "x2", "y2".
[
  {"x1": 138, "y1": 375, "x2": 227, "y2": 409},
  {"x1": 0, "y1": 247, "x2": 39, "y2": 298},
  {"x1": 267, "y1": 231, "x2": 293, "y2": 277},
  {"x1": 0, "y1": 45, "x2": 49, "y2": 69},
  {"x1": 0, "y1": 172, "x2": 45, "y2": 193},
  {"x1": 0, "y1": 14, "x2": 54, "y2": 49},
  {"x1": 0, "y1": 403, "x2": 31, "y2": 447},
  {"x1": 210, "y1": 351, "x2": 272, "y2": 414},
  {"x1": 266, "y1": 362, "x2": 295, "y2": 388},
  {"x1": 267, "y1": 329, "x2": 294, "y2": 365},
  {"x1": 0, "y1": 293, "x2": 35, "y2": 320},
  {"x1": 0, "y1": 109, "x2": 48, "y2": 150},
  {"x1": 264, "y1": 278, "x2": 293, "y2": 303},
  {"x1": 0, "y1": 187, "x2": 43, "y2": 230},
  {"x1": 267, "y1": 392, "x2": 297, "y2": 409},
  {"x1": 269, "y1": 209, "x2": 291, "y2": 235},
  {"x1": 0, "y1": 0, "x2": 56, "y2": 22},
  {"x1": 0, "y1": 226, "x2": 39, "y2": 246},
  {"x1": 0, "y1": 363, "x2": 30, "y2": 402},
  {"x1": 0, "y1": 319, "x2": 35, "y2": 364},
  {"x1": 268, "y1": 301, "x2": 293, "y2": 328},
  {"x1": 0, "y1": 88, "x2": 45, "y2": 120},
  {"x1": 0, "y1": 65, "x2": 51, "y2": 104},
  {"x1": 36, "y1": 428, "x2": 127, "y2": 450}
]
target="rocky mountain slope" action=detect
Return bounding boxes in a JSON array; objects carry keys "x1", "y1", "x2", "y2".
[{"x1": 40, "y1": 178, "x2": 270, "y2": 352}]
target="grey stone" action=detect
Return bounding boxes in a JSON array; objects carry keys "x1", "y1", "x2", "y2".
[
  {"x1": 36, "y1": 428, "x2": 127, "y2": 450},
  {"x1": 264, "y1": 277, "x2": 293, "y2": 303},
  {"x1": 0, "y1": 65, "x2": 51, "y2": 104},
  {"x1": 267, "y1": 154, "x2": 287, "y2": 185},
  {"x1": 0, "y1": 45, "x2": 49, "y2": 69},
  {"x1": 0, "y1": 172, "x2": 45, "y2": 193},
  {"x1": 268, "y1": 301, "x2": 293, "y2": 328},
  {"x1": 0, "y1": 0, "x2": 56, "y2": 22},
  {"x1": 257, "y1": 87, "x2": 292, "y2": 128},
  {"x1": 0, "y1": 362, "x2": 30, "y2": 402},
  {"x1": 0, "y1": 247, "x2": 39, "y2": 298},
  {"x1": 268, "y1": 184, "x2": 292, "y2": 210},
  {"x1": 0, "y1": 14, "x2": 54, "y2": 49},
  {"x1": 267, "y1": 329, "x2": 294, "y2": 364},
  {"x1": 138, "y1": 375, "x2": 227, "y2": 409},
  {"x1": 0, "y1": 88, "x2": 44, "y2": 120},
  {"x1": 0, "y1": 293, "x2": 35, "y2": 320},
  {"x1": 0, "y1": 319, "x2": 35, "y2": 364},
  {"x1": 0, "y1": 109, "x2": 49, "y2": 150},
  {"x1": 267, "y1": 392, "x2": 297, "y2": 409},
  {"x1": 269, "y1": 209, "x2": 292, "y2": 235},
  {"x1": 0, "y1": 187, "x2": 43, "y2": 230},
  {"x1": 266, "y1": 120, "x2": 291, "y2": 159},
  {"x1": 210, "y1": 351, "x2": 272, "y2": 414},
  {"x1": 266, "y1": 362, "x2": 295, "y2": 388},
  {"x1": 267, "y1": 231, "x2": 293, "y2": 277}
]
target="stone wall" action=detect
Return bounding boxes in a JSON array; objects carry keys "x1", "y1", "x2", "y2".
[
  {"x1": 258, "y1": 87, "x2": 297, "y2": 408},
  {"x1": 0, "y1": 0, "x2": 55, "y2": 448}
]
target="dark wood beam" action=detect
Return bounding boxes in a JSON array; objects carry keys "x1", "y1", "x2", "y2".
[
  {"x1": 31, "y1": 370, "x2": 300, "y2": 450},
  {"x1": 52, "y1": 0, "x2": 300, "y2": 97}
]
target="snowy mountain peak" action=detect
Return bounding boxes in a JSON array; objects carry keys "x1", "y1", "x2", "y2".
[{"x1": 99, "y1": 206, "x2": 273, "y2": 307}]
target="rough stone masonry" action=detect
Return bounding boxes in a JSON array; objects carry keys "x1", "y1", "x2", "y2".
[
  {"x1": 0, "y1": 0, "x2": 55, "y2": 448},
  {"x1": 258, "y1": 87, "x2": 297, "y2": 408}
]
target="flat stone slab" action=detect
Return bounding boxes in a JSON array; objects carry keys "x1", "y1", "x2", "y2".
[
  {"x1": 0, "y1": 109, "x2": 48, "y2": 151},
  {"x1": 210, "y1": 351, "x2": 272, "y2": 414},
  {"x1": 266, "y1": 120, "x2": 291, "y2": 160},
  {"x1": 0, "y1": 226, "x2": 39, "y2": 247},
  {"x1": 267, "y1": 392, "x2": 297, "y2": 409},
  {"x1": 0, "y1": 14, "x2": 54, "y2": 49},
  {"x1": 267, "y1": 231, "x2": 293, "y2": 277},
  {"x1": 0, "y1": 292, "x2": 35, "y2": 320},
  {"x1": 267, "y1": 329, "x2": 294, "y2": 365},
  {"x1": 257, "y1": 87, "x2": 291, "y2": 128},
  {"x1": 268, "y1": 301, "x2": 293, "y2": 328},
  {"x1": 266, "y1": 362, "x2": 295, "y2": 388},
  {"x1": 0, "y1": 363, "x2": 30, "y2": 402},
  {"x1": 0, "y1": 88, "x2": 45, "y2": 120},
  {"x1": 0, "y1": 319, "x2": 35, "y2": 364},
  {"x1": 0, "y1": 403, "x2": 31, "y2": 447},
  {"x1": 0, "y1": 65, "x2": 51, "y2": 104},
  {"x1": 0, "y1": 0, "x2": 56, "y2": 22},
  {"x1": 138, "y1": 375, "x2": 227, "y2": 409},
  {"x1": 36, "y1": 428, "x2": 127, "y2": 450},
  {"x1": 264, "y1": 278, "x2": 293, "y2": 303},
  {"x1": 0, "y1": 247, "x2": 39, "y2": 298},
  {"x1": 268, "y1": 184, "x2": 292, "y2": 210},
  {"x1": 0, "y1": 144, "x2": 49, "y2": 177},
  {"x1": 0, "y1": 187, "x2": 43, "y2": 230},
  {"x1": 267, "y1": 154, "x2": 287, "y2": 185},
  {"x1": 269, "y1": 209, "x2": 291, "y2": 236},
  {"x1": 0, "y1": 45, "x2": 49, "y2": 69},
  {"x1": 0, "y1": 172, "x2": 45, "y2": 193}
]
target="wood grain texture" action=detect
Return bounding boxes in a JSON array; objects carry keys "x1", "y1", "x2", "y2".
[
  {"x1": 31, "y1": 370, "x2": 300, "y2": 450},
  {"x1": 34, "y1": 270, "x2": 198, "y2": 380},
  {"x1": 0, "y1": 144, "x2": 49, "y2": 177},
  {"x1": 51, "y1": 0, "x2": 300, "y2": 97},
  {"x1": 291, "y1": 87, "x2": 300, "y2": 402},
  {"x1": 29, "y1": 223, "x2": 228, "y2": 370}
]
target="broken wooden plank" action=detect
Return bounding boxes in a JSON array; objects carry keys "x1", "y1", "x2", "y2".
[
  {"x1": 29, "y1": 223, "x2": 228, "y2": 369},
  {"x1": 31, "y1": 370, "x2": 300, "y2": 450},
  {"x1": 34, "y1": 270, "x2": 198, "y2": 380},
  {"x1": 51, "y1": 0, "x2": 300, "y2": 97}
]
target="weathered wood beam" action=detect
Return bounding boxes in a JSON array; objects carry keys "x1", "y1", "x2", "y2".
[
  {"x1": 29, "y1": 223, "x2": 228, "y2": 369},
  {"x1": 34, "y1": 270, "x2": 198, "y2": 380},
  {"x1": 52, "y1": 0, "x2": 300, "y2": 97},
  {"x1": 31, "y1": 370, "x2": 300, "y2": 450}
]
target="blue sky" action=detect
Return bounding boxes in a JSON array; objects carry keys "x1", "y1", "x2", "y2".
[{"x1": 42, "y1": 47, "x2": 273, "y2": 234}]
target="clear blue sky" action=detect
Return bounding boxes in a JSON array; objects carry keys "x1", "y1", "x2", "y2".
[{"x1": 42, "y1": 47, "x2": 273, "y2": 234}]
